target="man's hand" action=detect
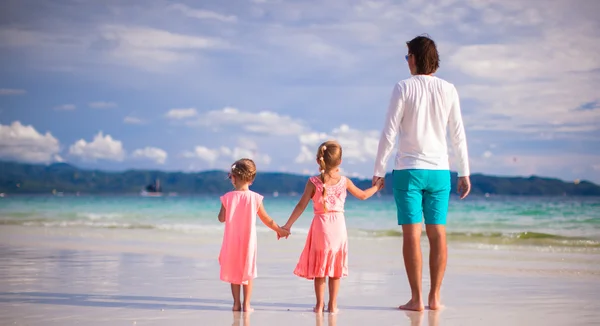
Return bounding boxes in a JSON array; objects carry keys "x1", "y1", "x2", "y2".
[
  {"x1": 372, "y1": 176, "x2": 385, "y2": 190},
  {"x1": 457, "y1": 176, "x2": 471, "y2": 199}
]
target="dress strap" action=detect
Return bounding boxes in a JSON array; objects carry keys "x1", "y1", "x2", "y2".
[{"x1": 309, "y1": 176, "x2": 322, "y2": 187}]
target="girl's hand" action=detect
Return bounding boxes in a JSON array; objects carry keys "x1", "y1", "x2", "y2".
[
  {"x1": 283, "y1": 224, "x2": 292, "y2": 234},
  {"x1": 276, "y1": 227, "x2": 290, "y2": 239}
]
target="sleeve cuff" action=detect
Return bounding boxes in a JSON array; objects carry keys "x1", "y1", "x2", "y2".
[
  {"x1": 457, "y1": 169, "x2": 470, "y2": 177},
  {"x1": 373, "y1": 169, "x2": 387, "y2": 178}
]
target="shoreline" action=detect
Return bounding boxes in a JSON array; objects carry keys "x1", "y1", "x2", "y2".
[{"x1": 2, "y1": 220, "x2": 599, "y2": 252}]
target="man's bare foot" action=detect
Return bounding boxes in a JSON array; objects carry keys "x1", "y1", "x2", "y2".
[
  {"x1": 428, "y1": 293, "x2": 443, "y2": 310},
  {"x1": 313, "y1": 305, "x2": 324, "y2": 313},
  {"x1": 399, "y1": 299, "x2": 424, "y2": 311}
]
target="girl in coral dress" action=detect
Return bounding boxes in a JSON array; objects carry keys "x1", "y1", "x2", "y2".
[
  {"x1": 218, "y1": 158, "x2": 289, "y2": 312},
  {"x1": 282, "y1": 141, "x2": 383, "y2": 313}
]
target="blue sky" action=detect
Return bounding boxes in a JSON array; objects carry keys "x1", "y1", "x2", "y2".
[{"x1": 1, "y1": 0, "x2": 599, "y2": 183}]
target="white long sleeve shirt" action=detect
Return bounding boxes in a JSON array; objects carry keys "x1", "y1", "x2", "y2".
[{"x1": 373, "y1": 75, "x2": 470, "y2": 178}]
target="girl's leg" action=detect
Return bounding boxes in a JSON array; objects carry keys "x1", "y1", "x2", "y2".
[
  {"x1": 242, "y1": 279, "x2": 254, "y2": 312},
  {"x1": 327, "y1": 277, "x2": 340, "y2": 313},
  {"x1": 314, "y1": 277, "x2": 326, "y2": 313},
  {"x1": 231, "y1": 284, "x2": 242, "y2": 311}
]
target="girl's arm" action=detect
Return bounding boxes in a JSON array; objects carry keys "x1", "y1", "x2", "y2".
[
  {"x1": 347, "y1": 178, "x2": 382, "y2": 200},
  {"x1": 258, "y1": 204, "x2": 289, "y2": 238},
  {"x1": 283, "y1": 181, "x2": 315, "y2": 230},
  {"x1": 218, "y1": 204, "x2": 226, "y2": 223}
]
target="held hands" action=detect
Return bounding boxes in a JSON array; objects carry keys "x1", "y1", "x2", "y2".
[
  {"x1": 276, "y1": 225, "x2": 291, "y2": 240},
  {"x1": 372, "y1": 176, "x2": 385, "y2": 191}
]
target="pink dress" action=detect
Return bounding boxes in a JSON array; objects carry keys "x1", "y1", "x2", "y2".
[
  {"x1": 219, "y1": 190, "x2": 264, "y2": 285},
  {"x1": 294, "y1": 176, "x2": 348, "y2": 279}
]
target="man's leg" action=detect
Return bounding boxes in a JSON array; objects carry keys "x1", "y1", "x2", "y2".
[
  {"x1": 393, "y1": 170, "x2": 426, "y2": 311},
  {"x1": 401, "y1": 223, "x2": 425, "y2": 311},
  {"x1": 425, "y1": 224, "x2": 447, "y2": 310},
  {"x1": 423, "y1": 170, "x2": 451, "y2": 310}
]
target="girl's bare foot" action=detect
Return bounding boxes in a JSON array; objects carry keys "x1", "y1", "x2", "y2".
[
  {"x1": 232, "y1": 302, "x2": 242, "y2": 312},
  {"x1": 428, "y1": 293, "x2": 443, "y2": 310},
  {"x1": 327, "y1": 306, "x2": 338, "y2": 314},
  {"x1": 313, "y1": 304, "x2": 324, "y2": 313},
  {"x1": 399, "y1": 299, "x2": 424, "y2": 311},
  {"x1": 242, "y1": 305, "x2": 254, "y2": 313}
]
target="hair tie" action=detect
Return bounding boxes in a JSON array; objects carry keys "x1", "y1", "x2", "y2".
[
  {"x1": 319, "y1": 157, "x2": 324, "y2": 161},
  {"x1": 322, "y1": 145, "x2": 327, "y2": 151},
  {"x1": 320, "y1": 169, "x2": 325, "y2": 174},
  {"x1": 231, "y1": 164, "x2": 236, "y2": 170}
]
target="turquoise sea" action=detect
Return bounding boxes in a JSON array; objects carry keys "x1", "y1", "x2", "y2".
[{"x1": 1, "y1": 194, "x2": 599, "y2": 250}]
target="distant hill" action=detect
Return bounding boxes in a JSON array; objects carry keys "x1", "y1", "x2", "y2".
[{"x1": 0, "y1": 161, "x2": 599, "y2": 196}]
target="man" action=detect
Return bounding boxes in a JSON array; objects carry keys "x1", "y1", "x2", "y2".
[{"x1": 372, "y1": 35, "x2": 471, "y2": 311}]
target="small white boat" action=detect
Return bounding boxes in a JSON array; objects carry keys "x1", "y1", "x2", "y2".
[
  {"x1": 140, "y1": 190, "x2": 163, "y2": 197},
  {"x1": 141, "y1": 179, "x2": 163, "y2": 197}
]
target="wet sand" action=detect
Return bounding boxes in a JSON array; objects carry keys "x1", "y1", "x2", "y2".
[{"x1": 1, "y1": 225, "x2": 599, "y2": 325}]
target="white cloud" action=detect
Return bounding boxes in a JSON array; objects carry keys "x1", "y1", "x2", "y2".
[
  {"x1": 296, "y1": 124, "x2": 380, "y2": 164},
  {"x1": 170, "y1": 4, "x2": 237, "y2": 23},
  {"x1": 68, "y1": 132, "x2": 126, "y2": 162},
  {"x1": 446, "y1": 0, "x2": 600, "y2": 130},
  {"x1": 183, "y1": 139, "x2": 272, "y2": 167},
  {"x1": 0, "y1": 121, "x2": 61, "y2": 163},
  {"x1": 191, "y1": 107, "x2": 306, "y2": 136},
  {"x1": 132, "y1": 147, "x2": 167, "y2": 164},
  {"x1": 124, "y1": 116, "x2": 145, "y2": 124},
  {"x1": 295, "y1": 145, "x2": 316, "y2": 164},
  {"x1": 0, "y1": 89, "x2": 26, "y2": 95},
  {"x1": 0, "y1": 22, "x2": 232, "y2": 72},
  {"x1": 54, "y1": 104, "x2": 76, "y2": 111},
  {"x1": 166, "y1": 108, "x2": 198, "y2": 119},
  {"x1": 89, "y1": 101, "x2": 117, "y2": 109},
  {"x1": 182, "y1": 146, "x2": 220, "y2": 164},
  {"x1": 98, "y1": 25, "x2": 231, "y2": 70},
  {"x1": 219, "y1": 146, "x2": 272, "y2": 165},
  {"x1": 100, "y1": 25, "x2": 228, "y2": 51}
]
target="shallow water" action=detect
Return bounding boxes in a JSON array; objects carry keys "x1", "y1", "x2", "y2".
[{"x1": 1, "y1": 194, "x2": 599, "y2": 249}]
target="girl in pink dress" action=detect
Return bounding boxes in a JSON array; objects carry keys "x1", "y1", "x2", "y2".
[
  {"x1": 218, "y1": 158, "x2": 289, "y2": 312},
  {"x1": 282, "y1": 141, "x2": 383, "y2": 313}
]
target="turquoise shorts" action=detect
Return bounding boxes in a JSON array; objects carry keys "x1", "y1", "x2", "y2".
[{"x1": 392, "y1": 169, "x2": 451, "y2": 225}]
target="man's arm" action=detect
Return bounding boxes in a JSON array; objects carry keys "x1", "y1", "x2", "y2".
[
  {"x1": 373, "y1": 84, "x2": 404, "y2": 178},
  {"x1": 447, "y1": 86, "x2": 470, "y2": 177},
  {"x1": 448, "y1": 86, "x2": 471, "y2": 199}
]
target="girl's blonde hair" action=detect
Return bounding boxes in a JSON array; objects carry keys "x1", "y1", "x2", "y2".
[
  {"x1": 229, "y1": 158, "x2": 257, "y2": 183},
  {"x1": 316, "y1": 140, "x2": 342, "y2": 211}
]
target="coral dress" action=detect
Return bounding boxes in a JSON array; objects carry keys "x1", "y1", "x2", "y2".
[
  {"x1": 219, "y1": 190, "x2": 263, "y2": 285},
  {"x1": 294, "y1": 176, "x2": 349, "y2": 279}
]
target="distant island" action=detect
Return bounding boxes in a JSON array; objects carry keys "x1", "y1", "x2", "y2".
[{"x1": 0, "y1": 161, "x2": 599, "y2": 196}]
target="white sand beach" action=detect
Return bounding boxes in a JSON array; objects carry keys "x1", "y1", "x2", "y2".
[{"x1": 1, "y1": 225, "x2": 599, "y2": 326}]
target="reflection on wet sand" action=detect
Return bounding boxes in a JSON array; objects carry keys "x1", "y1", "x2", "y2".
[
  {"x1": 232, "y1": 311, "x2": 250, "y2": 326},
  {"x1": 315, "y1": 312, "x2": 337, "y2": 326},
  {"x1": 405, "y1": 309, "x2": 441, "y2": 326}
]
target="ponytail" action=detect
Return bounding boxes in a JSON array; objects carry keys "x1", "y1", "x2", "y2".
[{"x1": 318, "y1": 145, "x2": 328, "y2": 212}]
